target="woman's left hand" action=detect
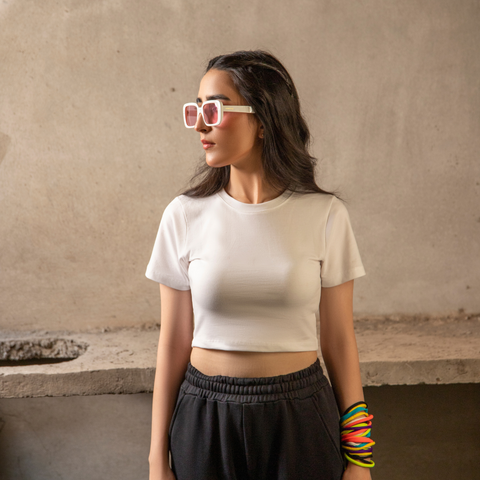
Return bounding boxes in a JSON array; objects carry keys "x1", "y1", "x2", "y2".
[{"x1": 341, "y1": 462, "x2": 372, "y2": 480}]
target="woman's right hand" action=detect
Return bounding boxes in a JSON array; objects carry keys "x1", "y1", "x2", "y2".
[
  {"x1": 163, "y1": 470, "x2": 176, "y2": 480},
  {"x1": 159, "y1": 469, "x2": 176, "y2": 480},
  {"x1": 149, "y1": 462, "x2": 176, "y2": 480}
]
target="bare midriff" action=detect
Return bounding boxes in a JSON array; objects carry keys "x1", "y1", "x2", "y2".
[{"x1": 190, "y1": 347, "x2": 318, "y2": 378}]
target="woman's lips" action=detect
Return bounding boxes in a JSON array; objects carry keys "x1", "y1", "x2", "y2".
[{"x1": 201, "y1": 141, "x2": 215, "y2": 150}]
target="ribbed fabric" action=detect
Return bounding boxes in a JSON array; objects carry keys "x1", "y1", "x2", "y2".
[{"x1": 182, "y1": 358, "x2": 330, "y2": 402}]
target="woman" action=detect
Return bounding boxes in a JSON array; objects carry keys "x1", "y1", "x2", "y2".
[{"x1": 146, "y1": 50, "x2": 374, "y2": 480}]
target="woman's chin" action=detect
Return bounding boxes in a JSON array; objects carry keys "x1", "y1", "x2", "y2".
[{"x1": 205, "y1": 155, "x2": 229, "y2": 168}]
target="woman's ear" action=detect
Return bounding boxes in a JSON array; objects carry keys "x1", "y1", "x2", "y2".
[{"x1": 258, "y1": 125, "x2": 264, "y2": 139}]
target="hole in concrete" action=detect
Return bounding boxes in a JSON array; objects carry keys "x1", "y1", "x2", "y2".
[{"x1": 0, "y1": 338, "x2": 88, "y2": 367}]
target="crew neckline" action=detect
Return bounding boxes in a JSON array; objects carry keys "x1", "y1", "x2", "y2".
[{"x1": 217, "y1": 188, "x2": 293, "y2": 213}]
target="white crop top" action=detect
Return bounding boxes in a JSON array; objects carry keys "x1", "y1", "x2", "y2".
[{"x1": 145, "y1": 188, "x2": 366, "y2": 352}]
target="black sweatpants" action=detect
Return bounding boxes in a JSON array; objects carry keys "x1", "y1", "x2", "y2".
[{"x1": 168, "y1": 358, "x2": 345, "y2": 480}]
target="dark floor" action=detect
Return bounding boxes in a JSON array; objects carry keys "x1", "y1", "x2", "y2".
[
  {"x1": 0, "y1": 383, "x2": 478, "y2": 479},
  {"x1": 364, "y1": 383, "x2": 480, "y2": 480}
]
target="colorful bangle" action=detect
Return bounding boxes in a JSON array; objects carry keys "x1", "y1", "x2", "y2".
[
  {"x1": 341, "y1": 401, "x2": 367, "y2": 417},
  {"x1": 340, "y1": 404, "x2": 368, "y2": 422},
  {"x1": 340, "y1": 401, "x2": 375, "y2": 468},
  {"x1": 344, "y1": 453, "x2": 375, "y2": 468}
]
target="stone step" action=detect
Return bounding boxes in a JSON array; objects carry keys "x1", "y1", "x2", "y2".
[{"x1": 1, "y1": 314, "x2": 479, "y2": 398}]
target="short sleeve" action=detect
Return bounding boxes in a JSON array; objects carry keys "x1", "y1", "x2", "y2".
[
  {"x1": 320, "y1": 196, "x2": 366, "y2": 287},
  {"x1": 145, "y1": 197, "x2": 190, "y2": 290}
]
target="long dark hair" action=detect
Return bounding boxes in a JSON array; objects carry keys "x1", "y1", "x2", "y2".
[{"x1": 179, "y1": 50, "x2": 334, "y2": 198}]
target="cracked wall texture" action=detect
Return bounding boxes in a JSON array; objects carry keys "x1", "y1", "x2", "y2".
[{"x1": 0, "y1": 0, "x2": 479, "y2": 330}]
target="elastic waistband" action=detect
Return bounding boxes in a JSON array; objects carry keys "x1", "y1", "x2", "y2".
[{"x1": 181, "y1": 358, "x2": 329, "y2": 403}]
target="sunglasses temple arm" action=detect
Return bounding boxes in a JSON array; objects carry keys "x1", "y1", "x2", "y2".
[{"x1": 223, "y1": 106, "x2": 255, "y2": 114}]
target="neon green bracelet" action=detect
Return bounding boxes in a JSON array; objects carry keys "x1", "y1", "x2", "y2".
[{"x1": 344, "y1": 453, "x2": 375, "y2": 468}]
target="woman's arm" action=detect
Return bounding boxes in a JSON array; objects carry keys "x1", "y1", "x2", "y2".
[
  {"x1": 320, "y1": 279, "x2": 371, "y2": 480},
  {"x1": 320, "y1": 280, "x2": 363, "y2": 412},
  {"x1": 149, "y1": 284, "x2": 194, "y2": 480}
]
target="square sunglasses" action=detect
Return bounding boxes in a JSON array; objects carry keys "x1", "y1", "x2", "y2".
[{"x1": 183, "y1": 100, "x2": 255, "y2": 128}]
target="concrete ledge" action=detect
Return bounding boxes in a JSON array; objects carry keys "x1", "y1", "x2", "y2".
[
  {"x1": 0, "y1": 328, "x2": 158, "y2": 398},
  {"x1": 353, "y1": 313, "x2": 480, "y2": 386},
  {"x1": 361, "y1": 359, "x2": 479, "y2": 386},
  {"x1": 1, "y1": 314, "x2": 479, "y2": 398}
]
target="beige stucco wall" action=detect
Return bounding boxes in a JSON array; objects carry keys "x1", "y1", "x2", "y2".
[{"x1": 1, "y1": 0, "x2": 479, "y2": 331}]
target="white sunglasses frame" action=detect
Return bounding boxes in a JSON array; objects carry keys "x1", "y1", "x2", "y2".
[{"x1": 183, "y1": 100, "x2": 255, "y2": 128}]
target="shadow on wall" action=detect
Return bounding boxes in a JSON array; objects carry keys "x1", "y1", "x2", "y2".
[{"x1": 0, "y1": 132, "x2": 10, "y2": 166}]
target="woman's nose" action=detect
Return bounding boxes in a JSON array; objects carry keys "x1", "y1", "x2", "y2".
[{"x1": 194, "y1": 111, "x2": 211, "y2": 133}]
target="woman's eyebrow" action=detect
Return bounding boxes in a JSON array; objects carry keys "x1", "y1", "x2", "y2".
[{"x1": 196, "y1": 94, "x2": 231, "y2": 104}]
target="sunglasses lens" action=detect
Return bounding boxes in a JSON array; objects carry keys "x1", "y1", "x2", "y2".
[
  {"x1": 184, "y1": 105, "x2": 198, "y2": 127},
  {"x1": 203, "y1": 102, "x2": 219, "y2": 126}
]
